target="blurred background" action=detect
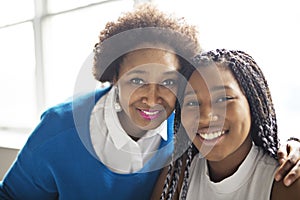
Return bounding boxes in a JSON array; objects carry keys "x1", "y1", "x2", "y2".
[{"x1": 0, "y1": 0, "x2": 299, "y2": 164}]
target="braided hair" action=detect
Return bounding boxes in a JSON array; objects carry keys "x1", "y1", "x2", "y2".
[{"x1": 160, "y1": 49, "x2": 279, "y2": 200}]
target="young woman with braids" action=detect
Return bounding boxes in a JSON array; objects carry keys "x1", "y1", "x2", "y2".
[{"x1": 153, "y1": 49, "x2": 300, "y2": 200}]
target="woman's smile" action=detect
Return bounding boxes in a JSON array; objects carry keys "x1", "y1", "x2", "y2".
[
  {"x1": 137, "y1": 108, "x2": 163, "y2": 120},
  {"x1": 198, "y1": 130, "x2": 226, "y2": 140},
  {"x1": 195, "y1": 129, "x2": 228, "y2": 146}
]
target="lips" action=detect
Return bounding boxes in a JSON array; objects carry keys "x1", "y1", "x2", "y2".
[
  {"x1": 198, "y1": 130, "x2": 226, "y2": 140},
  {"x1": 138, "y1": 109, "x2": 162, "y2": 120},
  {"x1": 195, "y1": 126, "x2": 229, "y2": 143}
]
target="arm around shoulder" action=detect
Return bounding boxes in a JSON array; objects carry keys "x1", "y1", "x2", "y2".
[{"x1": 271, "y1": 178, "x2": 300, "y2": 200}]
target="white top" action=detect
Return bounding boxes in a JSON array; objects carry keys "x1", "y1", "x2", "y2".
[
  {"x1": 182, "y1": 144, "x2": 278, "y2": 200},
  {"x1": 89, "y1": 87, "x2": 167, "y2": 174}
]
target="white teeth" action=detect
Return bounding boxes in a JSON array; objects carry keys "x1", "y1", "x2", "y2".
[
  {"x1": 199, "y1": 130, "x2": 225, "y2": 140},
  {"x1": 141, "y1": 110, "x2": 160, "y2": 115}
]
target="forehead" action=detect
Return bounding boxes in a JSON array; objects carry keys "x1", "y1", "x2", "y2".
[
  {"x1": 186, "y1": 66, "x2": 239, "y2": 94},
  {"x1": 119, "y1": 48, "x2": 180, "y2": 74}
]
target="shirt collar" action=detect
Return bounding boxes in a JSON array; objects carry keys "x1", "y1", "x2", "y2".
[{"x1": 104, "y1": 87, "x2": 168, "y2": 150}]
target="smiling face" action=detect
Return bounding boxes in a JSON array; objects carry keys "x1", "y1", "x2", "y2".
[
  {"x1": 181, "y1": 65, "x2": 252, "y2": 161},
  {"x1": 115, "y1": 48, "x2": 180, "y2": 137}
]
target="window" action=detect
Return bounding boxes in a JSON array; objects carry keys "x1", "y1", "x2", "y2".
[
  {"x1": 0, "y1": 0, "x2": 34, "y2": 26},
  {"x1": 0, "y1": 23, "x2": 36, "y2": 128},
  {"x1": 42, "y1": 0, "x2": 134, "y2": 107},
  {"x1": 0, "y1": 0, "x2": 134, "y2": 148}
]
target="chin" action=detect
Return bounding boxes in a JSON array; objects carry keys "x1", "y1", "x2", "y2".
[
  {"x1": 206, "y1": 155, "x2": 226, "y2": 162},
  {"x1": 136, "y1": 120, "x2": 163, "y2": 130},
  {"x1": 203, "y1": 151, "x2": 228, "y2": 162}
]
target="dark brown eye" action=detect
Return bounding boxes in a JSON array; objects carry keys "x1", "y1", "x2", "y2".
[
  {"x1": 184, "y1": 100, "x2": 199, "y2": 107},
  {"x1": 130, "y1": 78, "x2": 144, "y2": 85},
  {"x1": 161, "y1": 79, "x2": 176, "y2": 87},
  {"x1": 216, "y1": 96, "x2": 233, "y2": 103}
]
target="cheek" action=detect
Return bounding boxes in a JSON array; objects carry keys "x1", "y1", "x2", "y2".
[
  {"x1": 160, "y1": 86, "x2": 178, "y2": 104},
  {"x1": 181, "y1": 110, "x2": 189, "y2": 128},
  {"x1": 227, "y1": 103, "x2": 251, "y2": 132},
  {"x1": 167, "y1": 94, "x2": 177, "y2": 107},
  {"x1": 181, "y1": 109, "x2": 199, "y2": 135},
  {"x1": 242, "y1": 110, "x2": 252, "y2": 133},
  {"x1": 118, "y1": 86, "x2": 136, "y2": 107}
]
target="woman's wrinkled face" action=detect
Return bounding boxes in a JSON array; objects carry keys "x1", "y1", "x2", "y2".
[
  {"x1": 115, "y1": 48, "x2": 180, "y2": 132},
  {"x1": 181, "y1": 66, "x2": 252, "y2": 161}
]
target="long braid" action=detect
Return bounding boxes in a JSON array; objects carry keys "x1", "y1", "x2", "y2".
[
  {"x1": 237, "y1": 51, "x2": 278, "y2": 150},
  {"x1": 159, "y1": 102, "x2": 180, "y2": 200},
  {"x1": 166, "y1": 158, "x2": 182, "y2": 200},
  {"x1": 232, "y1": 50, "x2": 278, "y2": 158},
  {"x1": 165, "y1": 102, "x2": 186, "y2": 200},
  {"x1": 179, "y1": 145, "x2": 194, "y2": 200},
  {"x1": 160, "y1": 162, "x2": 174, "y2": 200}
]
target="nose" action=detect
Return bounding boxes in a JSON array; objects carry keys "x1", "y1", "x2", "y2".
[
  {"x1": 199, "y1": 104, "x2": 218, "y2": 126},
  {"x1": 141, "y1": 84, "x2": 162, "y2": 106}
]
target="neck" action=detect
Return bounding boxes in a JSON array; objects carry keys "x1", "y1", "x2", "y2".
[
  {"x1": 117, "y1": 111, "x2": 146, "y2": 141},
  {"x1": 207, "y1": 136, "x2": 252, "y2": 182}
]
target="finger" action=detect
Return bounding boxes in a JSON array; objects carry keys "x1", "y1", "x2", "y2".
[
  {"x1": 277, "y1": 144, "x2": 288, "y2": 165},
  {"x1": 283, "y1": 160, "x2": 300, "y2": 187},
  {"x1": 285, "y1": 145, "x2": 300, "y2": 164},
  {"x1": 274, "y1": 156, "x2": 296, "y2": 182},
  {"x1": 285, "y1": 140, "x2": 300, "y2": 159},
  {"x1": 277, "y1": 152, "x2": 286, "y2": 165}
]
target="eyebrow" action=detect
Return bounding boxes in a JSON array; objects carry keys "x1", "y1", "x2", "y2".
[
  {"x1": 163, "y1": 71, "x2": 178, "y2": 76},
  {"x1": 184, "y1": 85, "x2": 233, "y2": 96},
  {"x1": 126, "y1": 70, "x2": 146, "y2": 75},
  {"x1": 126, "y1": 68, "x2": 178, "y2": 76}
]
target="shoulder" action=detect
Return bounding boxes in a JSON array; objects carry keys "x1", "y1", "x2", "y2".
[
  {"x1": 42, "y1": 87, "x2": 111, "y2": 127},
  {"x1": 255, "y1": 145, "x2": 278, "y2": 165},
  {"x1": 254, "y1": 146, "x2": 278, "y2": 175},
  {"x1": 26, "y1": 87, "x2": 111, "y2": 150},
  {"x1": 271, "y1": 179, "x2": 300, "y2": 200}
]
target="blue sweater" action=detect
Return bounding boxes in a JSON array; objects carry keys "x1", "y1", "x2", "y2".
[{"x1": 0, "y1": 87, "x2": 174, "y2": 200}]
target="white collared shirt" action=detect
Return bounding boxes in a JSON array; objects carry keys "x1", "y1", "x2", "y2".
[{"x1": 90, "y1": 88, "x2": 167, "y2": 173}]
